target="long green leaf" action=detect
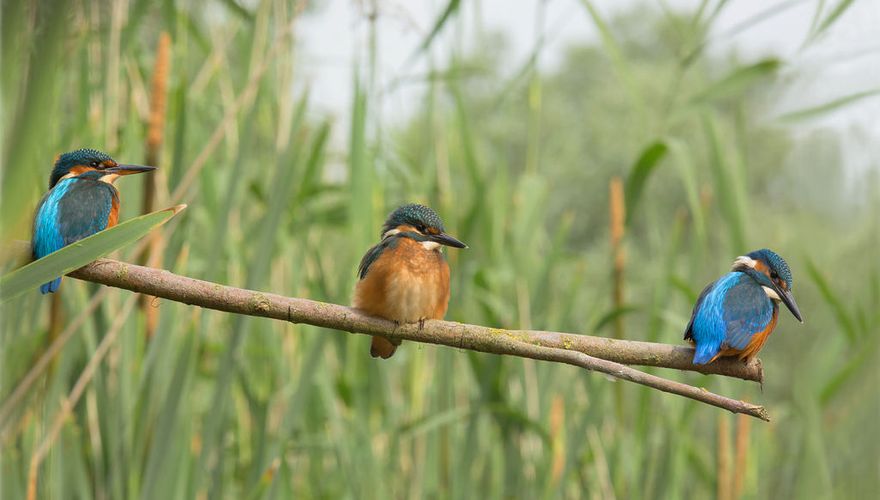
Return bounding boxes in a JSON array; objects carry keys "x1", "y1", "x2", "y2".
[
  {"x1": 666, "y1": 138, "x2": 706, "y2": 244},
  {"x1": 777, "y1": 88, "x2": 880, "y2": 123},
  {"x1": 0, "y1": 205, "x2": 185, "y2": 302},
  {"x1": 820, "y1": 332, "x2": 880, "y2": 404},
  {"x1": 624, "y1": 141, "x2": 668, "y2": 226},
  {"x1": 805, "y1": 258, "x2": 857, "y2": 343},
  {"x1": 691, "y1": 58, "x2": 780, "y2": 103},
  {"x1": 406, "y1": 0, "x2": 460, "y2": 64},
  {"x1": 806, "y1": 0, "x2": 856, "y2": 45},
  {"x1": 703, "y1": 112, "x2": 747, "y2": 250}
]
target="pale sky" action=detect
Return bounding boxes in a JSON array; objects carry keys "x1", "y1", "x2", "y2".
[{"x1": 296, "y1": 0, "x2": 880, "y2": 176}]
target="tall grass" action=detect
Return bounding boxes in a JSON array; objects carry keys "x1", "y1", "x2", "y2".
[{"x1": 2, "y1": 1, "x2": 878, "y2": 498}]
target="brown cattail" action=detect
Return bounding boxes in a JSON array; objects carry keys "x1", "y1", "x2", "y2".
[
  {"x1": 146, "y1": 33, "x2": 171, "y2": 156},
  {"x1": 733, "y1": 413, "x2": 751, "y2": 498},
  {"x1": 718, "y1": 415, "x2": 732, "y2": 500},
  {"x1": 609, "y1": 177, "x2": 627, "y2": 419},
  {"x1": 549, "y1": 395, "x2": 566, "y2": 484},
  {"x1": 140, "y1": 32, "x2": 171, "y2": 338},
  {"x1": 609, "y1": 177, "x2": 625, "y2": 339}
]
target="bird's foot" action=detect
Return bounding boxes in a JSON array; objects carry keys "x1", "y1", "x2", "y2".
[{"x1": 418, "y1": 318, "x2": 425, "y2": 331}]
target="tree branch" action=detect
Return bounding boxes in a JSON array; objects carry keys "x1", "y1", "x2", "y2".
[{"x1": 65, "y1": 258, "x2": 769, "y2": 421}]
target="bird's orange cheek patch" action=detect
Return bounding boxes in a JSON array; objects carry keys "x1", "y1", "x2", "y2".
[
  {"x1": 60, "y1": 166, "x2": 91, "y2": 181},
  {"x1": 754, "y1": 260, "x2": 768, "y2": 274}
]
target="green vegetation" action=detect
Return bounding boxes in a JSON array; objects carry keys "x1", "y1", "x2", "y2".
[{"x1": 2, "y1": 1, "x2": 877, "y2": 498}]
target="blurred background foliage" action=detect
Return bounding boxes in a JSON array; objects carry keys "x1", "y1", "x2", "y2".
[{"x1": 1, "y1": 0, "x2": 878, "y2": 498}]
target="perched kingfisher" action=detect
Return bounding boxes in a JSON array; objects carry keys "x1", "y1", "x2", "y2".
[
  {"x1": 353, "y1": 203, "x2": 467, "y2": 359},
  {"x1": 684, "y1": 249, "x2": 803, "y2": 365},
  {"x1": 32, "y1": 148, "x2": 156, "y2": 293}
]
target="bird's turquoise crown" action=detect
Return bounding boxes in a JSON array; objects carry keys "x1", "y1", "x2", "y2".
[
  {"x1": 381, "y1": 203, "x2": 445, "y2": 236},
  {"x1": 50, "y1": 148, "x2": 115, "y2": 188},
  {"x1": 746, "y1": 248, "x2": 793, "y2": 289}
]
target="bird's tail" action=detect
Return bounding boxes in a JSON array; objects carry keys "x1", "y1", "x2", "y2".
[
  {"x1": 692, "y1": 344, "x2": 717, "y2": 365},
  {"x1": 370, "y1": 336, "x2": 399, "y2": 359},
  {"x1": 40, "y1": 277, "x2": 62, "y2": 294}
]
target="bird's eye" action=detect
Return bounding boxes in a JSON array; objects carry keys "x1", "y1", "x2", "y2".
[
  {"x1": 770, "y1": 271, "x2": 779, "y2": 280},
  {"x1": 417, "y1": 224, "x2": 427, "y2": 232},
  {"x1": 89, "y1": 161, "x2": 100, "y2": 168}
]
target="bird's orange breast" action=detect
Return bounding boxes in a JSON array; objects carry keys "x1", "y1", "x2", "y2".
[
  {"x1": 107, "y1": 194, "x2": 120, "y2": 227},
  {"x1": 737, "y1": 307, "x2": 779, "y2": 360},
  {"x1": 353, "y1": 237, "x2": 451, "y2": 323}
]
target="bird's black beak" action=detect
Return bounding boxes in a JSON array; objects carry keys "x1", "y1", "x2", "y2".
[
  {"x1": 773, "y1": 283, "x2": 803, "y2": 323},
  {"x1": 107, "y1": 164, "x2": 157, "y2": 175},
  {"x1": 429, "y1": 232, "x2": 468, "y2": 249}
]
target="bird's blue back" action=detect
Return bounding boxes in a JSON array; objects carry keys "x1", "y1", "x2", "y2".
[
  {"x1": 685, "y1": 272, "x2": 774, "y2": 364},
  {"x1": 33, "y1": 176, "x2": 117, "y2": 293}
]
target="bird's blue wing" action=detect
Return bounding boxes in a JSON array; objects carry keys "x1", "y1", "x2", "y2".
[
  {"x1": 31, "y1": 178, "x2": 115, "y2": 294},
  {"x1": 357, "y1": 237, "x2": 399, "y2": 280},
  {"x1": 688, "y1": 273, "x2": 741, "y2": 364},
  {"x1": 684, "y1": 281, "x2": 717, "y2": 341},
  {"x1": 722, "y1": 277, "x2": 774, "y2": 350},
  {"x1": 33, "y1": 180, "x2": 72, "y2": 260}
]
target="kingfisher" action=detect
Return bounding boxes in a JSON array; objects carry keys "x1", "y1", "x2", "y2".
[
  {"x1": 32, "y1": 148, "x2": 156, "y2": 293},
  {"x1": 684, "y1": 249, "x2": 803, "y2": 365},
  {"x1": 353, "y1": 203, "x2": 467, "y2": 359}
]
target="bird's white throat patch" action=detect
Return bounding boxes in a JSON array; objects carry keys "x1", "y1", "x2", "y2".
[{"x1": 762, "y1": 286, "x2": 781, "y2": 301}]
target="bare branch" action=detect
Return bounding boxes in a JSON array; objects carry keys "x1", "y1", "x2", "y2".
[{"x1": 64, "y1": 258, "x2": 769, "y2": 421}]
